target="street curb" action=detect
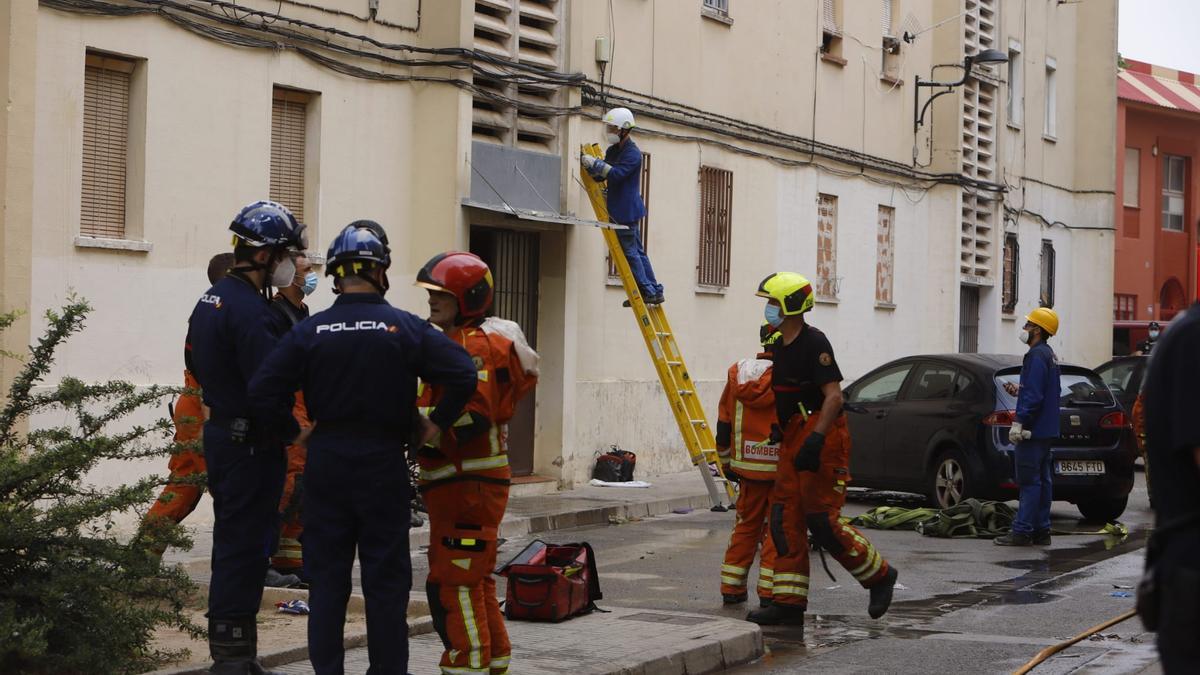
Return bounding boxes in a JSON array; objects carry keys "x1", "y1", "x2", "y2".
[
  {"x1": 410, "y1": 489, "x2": 719, "y2": 548},
  {"x1": 605, "y1": 620, "x2": 763, "y2": 675}
]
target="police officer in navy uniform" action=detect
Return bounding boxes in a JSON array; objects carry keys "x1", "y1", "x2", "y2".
[
  {"x1": 249, "y1": 222, "x2": 477, "y2": 675},
  {"x1": 186, "y1": 201, "x2": 307, "y2": 674}
]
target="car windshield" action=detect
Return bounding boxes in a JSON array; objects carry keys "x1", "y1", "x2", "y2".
[
  {"x1": 995, "y1": 368, "x2": 1115, "y2": 407},
  {"x1": 1096, "y1": 360, "x2": 1139, "y2": 396}
]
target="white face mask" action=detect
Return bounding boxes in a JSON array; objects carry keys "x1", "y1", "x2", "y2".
[
  {"x1": 271, "y1": 256, "x2": 297, "y2": 288},
  {"x1": 606, "y1": 132, "x2": 622, "y2": 145},
  {"x1": 1019, "y1": 329, "x2": 1031, "y2": 345},
  {"x1": 1149, "y1": 330, "x2": 1160, "y2": 340}
]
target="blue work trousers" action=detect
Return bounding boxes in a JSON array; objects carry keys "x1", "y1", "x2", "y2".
[
  {"x1": 1013, "y1": 438, "x2": 1053, "y2": 534},
  {"x1": 303, "y1": 440, "x2": 412, "y2": 675},
  {"x1": 203, "y1": 424, "x2": 286, "y2": 620},
  {"x1": 616, "y1": 225, "x2": 663, "y2": 297}
]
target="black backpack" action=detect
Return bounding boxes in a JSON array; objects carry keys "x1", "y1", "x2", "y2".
[{"x1": 592, "y1": 446, "x2": 636, "y2": 482}]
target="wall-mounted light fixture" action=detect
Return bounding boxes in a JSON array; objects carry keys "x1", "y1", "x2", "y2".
[{"x1": 913, "y1": 49, "x2": 1009, "y2": 135}]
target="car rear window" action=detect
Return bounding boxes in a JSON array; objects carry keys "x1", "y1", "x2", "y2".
[
  {"x1": 1096, "y1": 360, "x2": 1139, "y2": 397},
  {"x1": 995, "y1": 367, "x2": 1115, "y2": 407}
]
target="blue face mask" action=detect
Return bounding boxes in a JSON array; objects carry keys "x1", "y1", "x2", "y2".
[
  {"x1": 764, "y1": 304, "x2": 784, "y2": 328},
  {"x1": 301, "y1": 271, "x2": 319, "y2": 296}
]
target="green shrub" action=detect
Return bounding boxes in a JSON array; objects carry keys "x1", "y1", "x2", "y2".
[{"x1": 0, "y1": 298, "x2": 200, "y2": 674}]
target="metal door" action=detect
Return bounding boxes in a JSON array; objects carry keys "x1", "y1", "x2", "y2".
[{"x1": 470, "y1": 226, "x2": 540, "y2": 476}]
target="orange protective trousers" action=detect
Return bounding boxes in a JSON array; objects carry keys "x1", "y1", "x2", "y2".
[
  {"x1": 424, "y1": 479, "x2": 511, "y2": 675},
  {"x1": 271, "y1": 393, "x2": 311, "y2": 572},
  {"x1": 769, "y1": 413, "x2": 891, "y2": 609},
  {"x1": 146, "y1": 370, "x2": 206, "y2": 525},
  {"x1": 720, "y1": 479, "x2": 777, "y2": 601}
]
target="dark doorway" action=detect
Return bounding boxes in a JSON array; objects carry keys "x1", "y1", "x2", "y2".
[
  {"x1": 959, "y1": 285, "x2": 980, "y2": 353},
  {"x1": 470, "y1": 226, "x2": 540, "y2": 476}
]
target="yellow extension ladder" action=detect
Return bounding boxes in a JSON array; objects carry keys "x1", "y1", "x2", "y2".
[{"x1": 580, "y1": 143, "x2": 736, "y2": 510}]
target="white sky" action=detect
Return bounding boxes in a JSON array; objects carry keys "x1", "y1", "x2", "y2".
[{"x1": 1119, "y1": 0, "x2": 1200, "y2": 72}]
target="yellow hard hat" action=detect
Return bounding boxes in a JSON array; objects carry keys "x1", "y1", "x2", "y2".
[
  {"x1": 755, "y1": 272, "x2": 814, "y2": 316},
  {"x1": 1026, "y1": 307, "x2": 1059, "y2": 336}
]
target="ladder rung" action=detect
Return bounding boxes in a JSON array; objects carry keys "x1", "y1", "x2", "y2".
[
  {"x1": 678, "y1": 390, "x2": 694, "y2": 396},
  {"x1": 666, "y1": 360, "x2": 682, "y2": 366},
  {"x1": 655, "y1": 332, "x2": 671, "y2": 338}
]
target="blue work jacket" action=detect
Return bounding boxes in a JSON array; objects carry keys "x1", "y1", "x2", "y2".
[
  {"x1": 247, "y1": 293, "x2": 477, "y2": 451},
  {"x1": 1016, "y1": 341, "x2": 1062, "y2": 440},
  {"x1": 186, "y1": 273, "x2": 287, "y2": 433},
  {"x1": 603, "y1": 139, "x2": 647, "y2": 225}
]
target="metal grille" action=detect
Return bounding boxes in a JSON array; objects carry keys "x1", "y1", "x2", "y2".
[
  {"x1": 81, "y1": 53, "x2": 134, "y2": 239},
  {"x1": 875, "y1": 205, "x2": 894, "y2": 304},
  {"x1": 488, "y1": 229, "x2": 540, "y2": 347},
  {"x1": 822, "y1": 0, "x2": 838, "y2": 34},
  {"x1": 1040, "y1": 240, "x2": 1056, "y2": 308},
  {"x1": 271, "y1": 88, "x2": 309, "y2": 223},
  {"x1": 1002, "y1": 233, "x2": 1019, "y2": 313},
  {"x1": 816, "y1": 194, "x2": 838, "y2": 299},
  {"x1": 697, "y1": 166, "x2": 733, "y2": 288},
  {"x1": 959, "y1": 285, "x2": 980, "y2": 353},
  {"x1": 608, "y1": 153, "x2": 650, "y2": 277},
  {"x1": 703, "y1": 0, "x2": 729, "y2": 13}
]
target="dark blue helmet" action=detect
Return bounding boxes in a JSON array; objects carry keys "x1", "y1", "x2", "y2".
[
  {"x1": 325, "y1": 223, "x2": 391, "y2": 277},
  {"x1": 347, "y1": 219, "x2": 390, "y2": 249},
  {"x1": 230, "y1": 200, "x2": 307, "y2": 250}
]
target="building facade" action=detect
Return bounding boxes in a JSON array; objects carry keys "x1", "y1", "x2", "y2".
[
  {"x1": 1114, "y1": 58, "x2": 1200, "y2": 344},
  {"x1": 1, "y1": 0, "x2": 1117, "y2": 510}
]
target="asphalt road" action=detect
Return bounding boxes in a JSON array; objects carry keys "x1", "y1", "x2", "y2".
[{"x1": 410, "y1": 470, "x2": 1161, "y2": 674}]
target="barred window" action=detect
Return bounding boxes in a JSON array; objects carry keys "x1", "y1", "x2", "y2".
[
  {"x1": 876, "y1": 206, "x2": 895, "y2": 304},
  {"x1": 1114, "y1": 294, "x2": 1137, "y2": 321},
  {"x1": 1040, "y1": 240, "x2": 1056, "y2": 308},
  {"x1": 608, "y1": 153, "x2": 651, "y2": 277},
  {"x1": 1002, "y1": 234, "x2": 1019, "y2": 313},
  {"x1": 81, "y1": 53, "x2": 136, "y2": 239},
  {"x1": 697, "y1": 166, "x2": 733, "y2": 287}
]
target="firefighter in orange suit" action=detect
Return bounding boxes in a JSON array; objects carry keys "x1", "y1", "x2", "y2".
[
  {"x1": 717, "y1": 324, "x2": 782, "y2": 608},
  {"x1": 145, "y1": 253, "x2": 235, "y2": 529},
  {"x1": 747, "y1": 272, "x2": 898, "y2": 628},
  {"x1": 416, "y1": 251, "x2": 539, "y2": 675}
]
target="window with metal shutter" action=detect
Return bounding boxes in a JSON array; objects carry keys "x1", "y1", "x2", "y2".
[
  {"x1": 270, "y1": 87, "x2": 309, "y2": 224},
  {"x1": 608, "y1": 153, "x2": 651, "y2": 277},
  {"x1": 697, "y1": 166, "x2": 733, "y2": 288},
  {"x1": 1002, "y1": 233, "x2": 1019, "y2": 313},
  {"x1": 822, "y1": 0, "x2": 839, "y2": 34},
  {"x1": 882, "y1": 0, "x2": 893, "y2": 36},
  {"x1": 960, "y1": 0, "x2": 998, "y2": 283},
  {"x1": 876, "y1": 205, "x2": 895, "y2": 304},
  {"x1": 81, "y1": 54, "x2": 135, "y2": 239}
]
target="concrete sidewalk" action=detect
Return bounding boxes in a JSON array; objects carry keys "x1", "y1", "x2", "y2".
[
  {"x1": 164, "y1": 469, "x2": 722, "y2": 573},
  {"x1": 275, "y1": 606, "x2": 762, "y2": 675}
]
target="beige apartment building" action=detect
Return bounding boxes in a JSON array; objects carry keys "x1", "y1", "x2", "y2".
[{"x1": 0, "y1": 0, "x2": 1116, "y2": 503}]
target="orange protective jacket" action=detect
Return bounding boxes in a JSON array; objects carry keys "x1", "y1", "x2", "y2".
[
  {"x1": 146, "y1": 369, "x2": 207, "y2": 524},
  {"x1": 417, "y1": 318, "x2": 538, "y2": 489},
  {"x1": 716, "y1": 356, "x2": 780, "y2": 482}
]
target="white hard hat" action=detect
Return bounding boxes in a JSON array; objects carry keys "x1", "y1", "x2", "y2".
[{"x1": 603, "y1": 107, "x2": 636, "y2": 130}]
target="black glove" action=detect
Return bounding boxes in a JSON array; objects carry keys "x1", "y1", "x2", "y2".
[
  {"x1": 769, "y1": 424, "x2": 783, "y2": 444},
  {"x1": 793, "y1": 431, "x2": 825, "y2": 472}
]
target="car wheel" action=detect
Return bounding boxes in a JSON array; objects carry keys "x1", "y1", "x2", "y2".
[
  {"x1": 928, "y1": 448, "x2": 974, "y2": 509},
  {"x1": 1076, "y1": 495, "x2": 1129, "y2": 523}
]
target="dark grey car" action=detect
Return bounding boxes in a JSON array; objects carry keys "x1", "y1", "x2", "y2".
[{"x1": 843, "y1": 354, "x2": 1136, "y2": 521}]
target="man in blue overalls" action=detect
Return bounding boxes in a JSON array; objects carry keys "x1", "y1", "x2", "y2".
[
  {"x1": 186, "y1": 201, "x2": 307, "y2": 674},
  {"x1": 996, "y1": 307, "x2": 1061, "y2": 546},
  {"x1": 249, "y1": 222, "x2": 477, "y2": 674},
  {"x1": 581, "y1": 106, "x2": 664, "y2": 305}
]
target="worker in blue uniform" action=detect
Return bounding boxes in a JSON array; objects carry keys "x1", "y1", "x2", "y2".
[
  {"x1": 996, "y1": 307, "x2": 1062, "y2": 546},
  {"x1": 581, "y1": 106, "x2": 663, "y2": 305},
  {"x1": 248, "y1": 222, "x2": 477, "y2": 675},
  {"x1": 185, "y1": 200, "x2": 307, "y2": 674}
]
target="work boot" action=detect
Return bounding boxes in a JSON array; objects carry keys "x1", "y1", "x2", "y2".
[
  {"x1": 746, "y1": 602, "x2": 806, "y2": 626},
  {"x1": 759, "y1": 597, "x2": 773, "y2": 608},
  {"x1": 208, "y1": 618, "x2": 285, "y2": 675},
  {"x1": 722, "y1": 592, "x2": 747, "y2": 605},
  {"x1": 868, "y1": 566, "x2": 898, "y2": 619},
  {"x1": 646, "y1": 294, "x2": 665, "y2": 305},
  {"x1": 1032, "y1": 530, "x2": 1052, "y2": 546},
  {"x1": 993, "y1": 531, "x2": 1034, "y2": 546}
]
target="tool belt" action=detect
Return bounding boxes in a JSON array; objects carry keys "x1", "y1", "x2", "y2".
[
  {"x1": 1137, "y1": 512, "x2": 1200, "y2": 632},
  {"x1": 207, "y1": 415, "x2": 254, "y2": 444}
]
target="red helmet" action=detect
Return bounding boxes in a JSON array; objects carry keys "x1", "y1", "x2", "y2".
[{"x1": 416, "y1": 251, "x2": 494, "y2": 319}]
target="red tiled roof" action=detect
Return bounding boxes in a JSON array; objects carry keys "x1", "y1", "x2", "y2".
[{"x1": 1119, "y1": 59, "x2": 1200, "y2": 114}]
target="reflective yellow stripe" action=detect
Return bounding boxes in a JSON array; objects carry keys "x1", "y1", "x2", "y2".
[
  {"x1": 477, "y1": 369, "x2": 489, "y2": 382},
  {"x1": 490, "y1": 655, "x2": 511, "y2": 668},
  {"x1": 439, "y1": 668, "x2": 488, "y2": 675},
  {"x1": 773, "y1": 585, "x2": 809, "y2": 597},
  {"x1": 774, "y1": 573, "x2": 809, "y2": 584},
  {"x1": 757, "y1": 576, "x2": 774, "y2": 590},
  {"x1": 418, "y1": 406, "x2": 434, "y2": 417},
  {"x1": 733, "y1": 402, "x2": 744, "y2": 461},
  {"x1": 721, "y1": 576, "x2": 747, "y2": 586},
  {"x1": 454, "y1": 413, "x2": 475, "y2": 428},
  {"x1": 457, "y1": 586, "x2": 482, "y2": 669},
  {"x1": 489, "y1": 425, "x2": 500, "y2": 456},
  {"x1": 759, "y1": 568, "x2": 775, "y2": 578},
  {"x1": 730, "y1": 458, "x2": 779, "y2": 474},
  {"x1": 850, "y1": 549, "x2": 883, "y2": 580},
  {"x1": 419, "y1": 464, "x2": 458, "y2": 481},
  {"x1": 462, "y1": 455, "x2": 508, "y2": 472},
  {"x1": 721, "y1": 564, "x2": 749, "y2": 575}
]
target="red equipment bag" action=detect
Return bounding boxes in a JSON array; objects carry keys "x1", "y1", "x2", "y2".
[
  {"x1": 497, "y1": 540, "x2": 602, "y2": 622},
  {"x1": 592, "y1": 446, "x2": 637, "y2": 482}
]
